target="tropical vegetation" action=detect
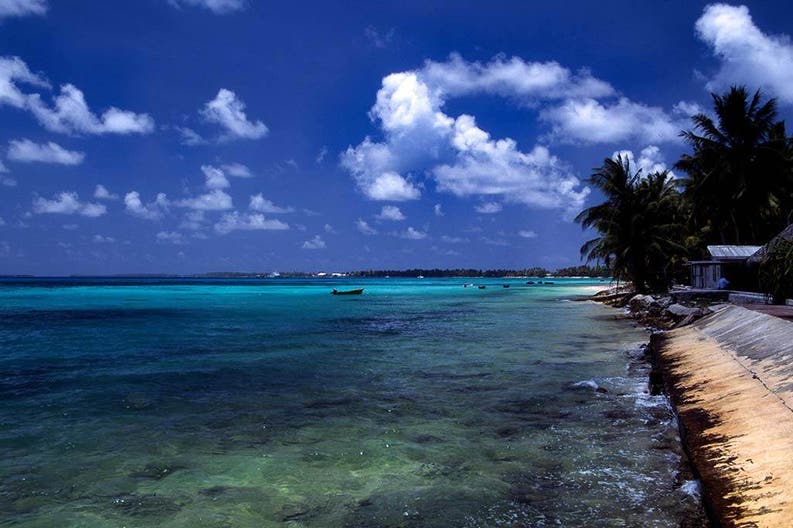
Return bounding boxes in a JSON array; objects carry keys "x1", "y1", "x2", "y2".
[{"x1": 578, "y1": 86, "x2": 793, "y2": 293}]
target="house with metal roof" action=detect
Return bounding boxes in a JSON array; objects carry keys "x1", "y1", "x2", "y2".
[{"x1": 689, "y1": 245, "x2": 762, "y2": 289}]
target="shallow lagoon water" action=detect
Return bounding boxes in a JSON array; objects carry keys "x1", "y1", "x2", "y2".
[{"x1": 0, "y1": 278, "x2": 704, "y2": 526}]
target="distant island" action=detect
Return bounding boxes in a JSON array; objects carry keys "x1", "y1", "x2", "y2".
[{"x1": 4, "y1": 264, "x2": 609, "y2": 280}]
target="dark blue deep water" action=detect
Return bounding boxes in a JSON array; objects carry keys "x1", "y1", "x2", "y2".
[{"x1": 0, "y1": 278, "x2": 704, "y2": 526}]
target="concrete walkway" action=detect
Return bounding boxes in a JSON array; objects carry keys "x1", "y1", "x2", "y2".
[{"x1": 654, "y1": 305, "x2": 793, "y2": 527}]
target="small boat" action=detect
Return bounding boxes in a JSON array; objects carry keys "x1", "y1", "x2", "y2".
[
  {"x1": 526, "y1": 281, "x2": 535, "y2": 285},
  {"x1": 463, "y1": 283, "x2": 474, "y2": 288},
  {"x1": 503, "y1": 284, "x2": 510, "y2": 288},
  {"x1": 417, "y1": 275, "x2": 425, "y2": 279},
  {"x1": 478, "y1": 285, "x2": 486, "y2": 289},
  {"x1": 331, "y1": 288, "x2": 364, "y2": 295}
]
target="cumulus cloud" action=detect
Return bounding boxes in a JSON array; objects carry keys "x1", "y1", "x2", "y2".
[
  {"x1": 201, "y1": 88, "x2": 268, "y2": 141},
  {"x1": 168, "y1": 0, "x2": 245, "y2": 14},
  {"x1": 518, "y1": 229, "x2": 538, "y2": 238},
  {"x1": 214, "y1": 211, "x2": 289, "y2": 234},
  {"x1": 474, "y1": 201, "x2": 502, "y2": 214},
  {"x1": 0, "y1": 56, "x2": 49, "y2": 109},
  {"x1": 611, "y1": 145, "x2": 674, "y2": 177},
  {"x1": 156, "y1": 231, "x2": 185, "y2": 244},
  {"x1": 301, "y1": 235, "x2": 326, "y2": 250},
  {"x1": 342, "y1": 58, "x2": 592, "y2": 213},
  {"x1": 93, "y1": 184, "x2": 118, "y2": 200},
  {"x1": 7, "y1": 138, "x2": 84, "y2": 165},
  {"x1": 696, "y1": 3, "x2": 793, "y2": 104},
  {"x1": 221, "y1": 162, "x2": 252, "y2": 177},
  {"x1": 0, "y1": 0, "x2": 47, "y2": 19},
  {"x1": 249, "y1": 193, "x2": 293, "y2": 213},
  {"x1": 421, "y1": 53, "x2": 615, "y2": 101},
  {"x1": 440, "y1": 235, "x2": 467, "y2": 243},
  {"x1": 324, "y1": 223, "x2": 336, "y2": 233},
  {"x1": 540, "y1": 98, "x2": 685, "y2": 144},
  {"x1": 33, "y1": 191, "x2": 106, "y2": 217},
  {"x1": 124, "y1": 191, "x2": 169, "y2": 220},
  {"x1": 92, "y1": 234, "x2": 115, "y2": 244},
  {"x1": 27, "y1": 84, "x2": 154, "y2": 135},
  {"x1": 179, "y1": 210, "x2": 205, "y2": 231},
  {"x1": 175, "y1": 126, "x2": 206, "y2": 146},
  {"x1": 0, "y1": 57, "x2": 153, "y2": 135},
  {"x1": 433, "y1": 203, "x2": 443, "y2": 216},
  {"x1": 356, "y1": 219, "x2": 377, "y2": 235},
  {"x1": 375, "y1": 205, "x2": 406, "y2": 221},
  {"x1": 177, "y1": 189, "x2": 232, "y2": 211},
  {"x1": 399, "y1": 226, "x2": 427, "y2": 240},
  {"x1": 201, "y1": 164, "x2": 230, "y2": 189}
]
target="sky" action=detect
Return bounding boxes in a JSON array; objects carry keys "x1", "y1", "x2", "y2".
[{"x1": 2, "y1": 0, "x2": 793, "y2": 274}]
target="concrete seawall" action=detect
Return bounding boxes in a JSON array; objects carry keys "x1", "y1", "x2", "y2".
[{"x1": 652, "y1": 305, "x2": 793, "y2": 527}]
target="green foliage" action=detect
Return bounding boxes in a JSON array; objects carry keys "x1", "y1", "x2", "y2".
[
  {"x1": 759, "y1": 238, "x2": 793, "y2": 304},
  {"x1": 676, "y1": 86, "x2": 793, "y2": 246},
  {"x1": 576, "y1": 156, "x2": 684, "y2": 293}
]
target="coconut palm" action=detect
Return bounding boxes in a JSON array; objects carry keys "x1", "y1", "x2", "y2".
[
  {"x1": 676, "y1": 86, "x2": 793, "y2": 245},
  {"x1": 576, "y1": 156, "x2": 684, "y2": 293}
]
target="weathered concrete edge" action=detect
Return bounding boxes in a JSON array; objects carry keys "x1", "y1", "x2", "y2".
[{"x1": 649, "y1": 305, "x2": 793, "y2": 528}]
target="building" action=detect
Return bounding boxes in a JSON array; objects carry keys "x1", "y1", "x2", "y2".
[{"x1": 689, "y1": 245, "x2": 762, "y2": 289}]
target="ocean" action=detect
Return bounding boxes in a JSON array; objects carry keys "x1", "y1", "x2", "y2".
[{"x1": 0, "y1": 278, "x2": 705, "y2": 527}]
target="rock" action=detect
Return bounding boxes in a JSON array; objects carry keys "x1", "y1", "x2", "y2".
[{"x1": 629, "y1": 294, "x2": 655, "y2": 311}]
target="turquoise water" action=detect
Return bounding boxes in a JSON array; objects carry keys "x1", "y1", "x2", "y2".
[{"x1": 0, "y1": 278, "x2": 704, "y2": 527}]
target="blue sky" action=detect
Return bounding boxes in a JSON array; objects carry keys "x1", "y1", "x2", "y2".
[{"x1": 2, "y1": 0, "x2": 793, "y2": 274}]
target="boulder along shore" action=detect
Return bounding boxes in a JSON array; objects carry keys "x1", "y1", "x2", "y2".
[{"x1": 593, "y1": 287, "x2": 793, "y2": 527}]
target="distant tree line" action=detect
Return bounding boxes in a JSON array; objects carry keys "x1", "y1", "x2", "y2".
[{"x1": 578, "y1": 86, "x2": 793, "y2": 293}]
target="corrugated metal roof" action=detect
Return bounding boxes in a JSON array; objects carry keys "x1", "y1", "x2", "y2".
[{"x1": 707, "y1": 245, "x2": 763, "y2": 259}]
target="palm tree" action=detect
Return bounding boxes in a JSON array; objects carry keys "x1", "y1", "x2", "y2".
[
  {"x1": 576, "y1": 156, "x2": 683, "y2": 293},
  {"x1": 676, "y1": 86, "x2": 793, "y2": 245}
]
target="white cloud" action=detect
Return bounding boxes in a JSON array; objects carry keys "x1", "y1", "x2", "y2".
[
  {"x1": 214, "y1": 211, "x2": 289, "y2": 234},
  {"x1": 177, "y1": 189, "x2": 233, "y2": 211},
  {"x1": 33, "y1": 191, "x2": 106, "y2": 217},
  {"x1": 7, "y1": 138, "x2": 84, "y2": 165},
  {"x1": 124, "y1": 191, "x2": 169, "y2": 220},
  {"x1": 0, "y1": 159, "x2": 7, "y2": 173},
  {"x1": 0, "y1": 56, "x2": 49, "y2": 109},
  {"x1": 221, "y1": 162, "x2": 252, "y2": 177},
  {"x1": 180, "y1": 210, "x2": 205, "y2": 230},
  {"x1": 343, "y1": 59, "x2": 591, "y2": 213},
  {"x1": 27, "y1": 83, "x2": 154, "y2": 135},
  {"x1": 696, "y1": 3, "x2": 793, "y2": 104},
  {"x1": 0, "y1": 0, "x2": 47, "y2": 19},
  {"x1": 375, "y1": 205, "x2": 406, "y2": 221},
  {"x1": 249, "y1": 193, "x2": 293, "y2": 213},
  {"x1": 440, "y1": 235, "x2": 467, "y2": 243},
  {"x1": 433, "y1": 203, "x2": 443, "y2": 216},
  {"x1": 399, "y1": 226, "x2": 427, "y2": 240},
  {"x1": 540, "y1": 98, "x2": 683, "y2": 144},
  {"x1": 316, "y1": 146, "x2": 328, "y2": 164},
  {"x1": 611, "y1": 145, "x2": 674, "y2": 177},
  {"x1": 324, "y1": 223, "x2": 336, "y2": 233},
  {"x1": 201, "y1": 164, "x2": 230, "y2": 189},
  {"x1": 175, "y1": 126, "x2": 206, "y2": 146},
  {"x1": 201, "y1": 88, "x2": 268, "y2": 141},
  {"x1": 156, "y1": 231, "x2": 185, "y2": 244},
  {"x1": 474, "y1": 201, "x2": 502, "y2": 214},
  {"x1": 168, "y1": 0, "x2": 245, "y2": 14},
  {"x1": 92, "y1": 234, "x2": 115, "y2": 244},
  {"x1": 356, "y1": 218, "x2": 377, "y2": 235},
  {"x1": 301, "y1": 235, "x2": 326, "y2": 250},
  {"x1": 93, "y1": 184, "x2": 118, "y2": 200},
  {"x1": 518, "y1": 230, "x2": 538, "y2": 239},
  {"x1": 421, "y1": 53, "x2": 614, "y2": 101}
]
